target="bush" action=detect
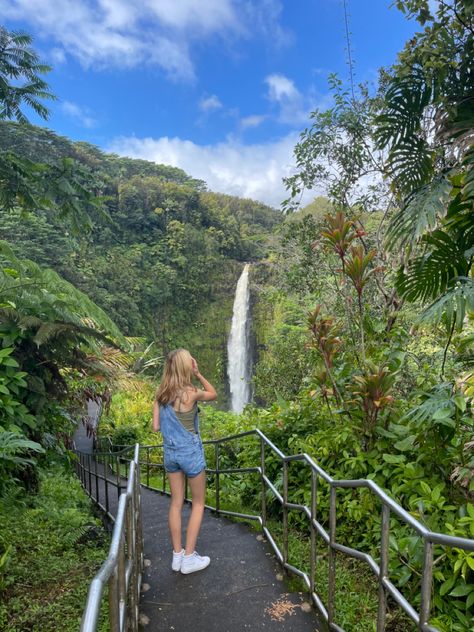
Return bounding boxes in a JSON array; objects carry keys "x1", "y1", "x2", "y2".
[
  {"x1": 0, "y1": 463, "x2": 109, "y2": 631},
  {"x1": 110, "y1": 425, "x2": 140, "y2": 447}
]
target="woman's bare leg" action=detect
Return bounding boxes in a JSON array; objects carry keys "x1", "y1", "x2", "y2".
[
  {"x1": 185, "y1": 471, "x2": 206, "y2": 555},
  {"x1": 168, "y1": 471, "x2": 185, "y2": 552}
]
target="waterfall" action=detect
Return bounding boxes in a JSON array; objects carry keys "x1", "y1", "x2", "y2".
[{"x1": 227, "y1": 263, "x2": 251, "y2": 413}]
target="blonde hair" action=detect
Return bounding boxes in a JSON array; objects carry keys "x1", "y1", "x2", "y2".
[{"x1": 155, "y1": 348, "x2": 195, "y2": 405}]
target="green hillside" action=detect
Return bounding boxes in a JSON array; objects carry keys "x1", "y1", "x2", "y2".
[{"x1": 0, "y1": 121, "x2": 281, "y2": 400}]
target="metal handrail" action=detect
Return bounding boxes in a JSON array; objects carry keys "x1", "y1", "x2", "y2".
[
  {"x1": 123, "y1": 429, "x2": 474, "y2": 632},
  {"x1": 74, "y1": 443, "x2": 143, "y2": 632}
]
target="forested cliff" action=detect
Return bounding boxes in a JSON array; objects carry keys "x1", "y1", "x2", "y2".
[{"x1": 0, "y1": 121, "x2": 281, "y2": 395}]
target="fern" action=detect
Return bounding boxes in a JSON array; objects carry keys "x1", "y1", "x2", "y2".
[
  {"x1": 0, "y1": 432, "x2": 44, "y2": 466},
  {"x1": 0, "y1": 240, "x2": 128, "y2": 349},
  {"x1": 386, "y1": 175, "x2": 451, "y2": 250},
  {"x1": 396, "y1": 231, "x2": 471, "y2": 302},
  {"x1": 399, "y1": 383, "x2": 455, "y2": 426},
  {"x1": 416, "y1": 279, "x2": 474, "y2": 333}
]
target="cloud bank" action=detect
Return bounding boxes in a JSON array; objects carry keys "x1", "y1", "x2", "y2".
[{"x1": 108, "y1": 133, "x2": 315, "y2": 208}]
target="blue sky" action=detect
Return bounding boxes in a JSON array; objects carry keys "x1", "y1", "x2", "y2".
[{"x1": 1, "y1": 0, "x2": 419, "y2": 207}]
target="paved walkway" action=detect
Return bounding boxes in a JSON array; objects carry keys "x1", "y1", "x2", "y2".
[
  {"x1": 138, "y1": 492, "x2": 321, "y2": 632},
  {"x1": 74, "y1": 415, "x2": 323, "y2": 632}
]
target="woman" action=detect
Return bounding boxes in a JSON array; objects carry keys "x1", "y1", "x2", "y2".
[{"x1": 152, "y1": 349, "x2": 217, "y2": 574}]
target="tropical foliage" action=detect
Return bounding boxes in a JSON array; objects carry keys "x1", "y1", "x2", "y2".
[
  {"x1": 1, "y1": 6, "x2": 474, "y2": 631},
  {"x1": 376, "y1": 0, "x2": 474, "y2": 341},
  {"x1": 0, "y1": 27, "x2": 128, "y2": 496}
]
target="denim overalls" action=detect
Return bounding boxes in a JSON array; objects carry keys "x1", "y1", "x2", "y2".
[{"x1": 160, "y1": 404, "x2": 206, "y2": 478}]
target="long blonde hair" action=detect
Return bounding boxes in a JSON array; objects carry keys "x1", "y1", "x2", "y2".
[{"x1": 155, "y1": 348, "x2": 195, "y2": 405}]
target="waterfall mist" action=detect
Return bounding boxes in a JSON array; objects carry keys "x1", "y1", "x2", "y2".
[{"x1": 227, "y1": 264, "x2": 251, "y2": 413}]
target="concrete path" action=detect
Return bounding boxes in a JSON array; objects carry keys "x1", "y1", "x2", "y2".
[
  {"x1": 73, "y1": 400, "x2": 100, "y2": 453},
  {"x1": 138, "y1": 492, "x2": 322, "y2": 632},
  {"x1": 74, "y1": 415, "x2": 323, "y2": 632}
]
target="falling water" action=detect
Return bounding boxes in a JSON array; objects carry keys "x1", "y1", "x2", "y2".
[{"x1": 227, "y1": 263, "x2": 251, "y2": 413}]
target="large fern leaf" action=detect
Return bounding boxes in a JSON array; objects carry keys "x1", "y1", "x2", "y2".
[
  {"x1": 0, "y1": 240, "x2": 128, "y2": 349},
  {"x1": 396, "y1": 230, "x2": 471, "y2": 302},
  {"x1": 385, "y1": 174, "x2": 451, "y2": 249},
  {"x1": 417, "y1": 279, "x2": 474, "y2": 333}
]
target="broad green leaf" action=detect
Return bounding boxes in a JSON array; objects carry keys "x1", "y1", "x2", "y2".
[
  {"x1": 453, "y1": 395, "x2": 467, "y2": 412},
  {"x1": 382, "y1": 453, "x2": 406, "y2": 464},
  {"x1": 449, "y1": 583, "x2": 474, "y2": 597},
  {"x1": 439, "y1": 576, "x2": 456, "y2": 596},
  {"x1": 394, "y1": 435, "x2": 416, "y2": 451}
]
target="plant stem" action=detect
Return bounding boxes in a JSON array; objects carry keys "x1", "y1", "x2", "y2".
[
  {"x1": 358, "y1": 293, "x2": 366, "y2": 363},
  {"x1": 441, "y1": 316, "x2": 456, "y2": 379}
]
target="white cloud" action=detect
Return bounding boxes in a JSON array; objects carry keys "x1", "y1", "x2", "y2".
[
  {"x1": 265, "y1": 74, "x2": 300, "y2": 102},
  {"x1": 145, "y1": 0, "x2": 237, "y2": 33},
  {"x1": 1, "y1": 0, "x2": 195, "y2": 78},
  {"x1": 240, "y1": 114, "x2": 267, "y2": 129},
  {"x1": 199, "y1": 94, "x2": 223, "y2": 112},
  {"x1": 107, "y1": 133, "x2": 314, "y2": 208},
  {"x1": 264, "y1": 73, "x2": 313, "y2": 126},
  {"x1": 61, "y1": 101, "x2": 97, "y2": 128},
  {"x1": 0, "y1": 0, "x2": 289, "y2": 80}
]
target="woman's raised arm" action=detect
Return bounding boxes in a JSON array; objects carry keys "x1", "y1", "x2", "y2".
[{"x1": 192, "y1": 358, "x2": 217, "y2": 402}]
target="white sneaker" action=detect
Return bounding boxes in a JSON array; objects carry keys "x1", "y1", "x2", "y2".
[
  {"x1": 172, "y1": 549, "x2": 184, "y2": 571},
  {"x1": 180, "y1": 551, "x2": 210, "y2": 574}
]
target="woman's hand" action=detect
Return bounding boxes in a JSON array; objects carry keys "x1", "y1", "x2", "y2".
[{"x1": 191, "y1": 357, "x2": 199, "y2": 376}]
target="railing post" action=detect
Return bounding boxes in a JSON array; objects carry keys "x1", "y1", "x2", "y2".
[
  {"x1": 118, "y1": 531, "x2": 126, "y2": 623},
  {"x1": 108, "y1": 568, "x2": 120, "y2": 631},
  {"x1": 282, "y1": 460, "x2": 289, "y2": 566},
  {"x1": 87, "y1": 453, "x2": 92, "y2": 494},
  {"x1": 419, "y1": 540, "x2": 434, "y2": 630},
  {"x1": 215, "y1": 442, "x2": 220, "y2": 515},
  {"x1": 146, "y1": 447, "x2": 150, "y2": 487},
  {"x1": 94, "y1": 455, "x2": 99, "y2": 503},
  {"x1": 104, "y1": 452, "x2": 110, "y2": 516},
  {"x1": 126, "y1": 497, "x2": 138, "y2": 632},
  {"x1": 310, "y1": 470, "x2": 317, "y2": 594},
  {"x1": 260, "y1": 436, "x2": 266, "y2": 528},
  {"x1": 328, "y1": 485, "x2": 337, "y2": 625},
  {"x1": 115, "y1": 455, "x2": 121, "y2": 499},
  {"x1": 79, "y1": 453, "x2": 83, "y2": 486},
  {"x1": 377, "y1": 504, "x2": 390, "y2": 631},
  {"x1": 135, "y1": 456, "x2": 143, "y2": 572}
]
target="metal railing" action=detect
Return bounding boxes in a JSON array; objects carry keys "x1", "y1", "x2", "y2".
[
  {"x1": 75, "y1": 443, "x2": 132, "y2": 522},
  {"x1": 111, "y1": 430, "x2": 474, "y2": 632},
  {"x1": 74, "y1": 443, "x2": 143, "y2": 632}
]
